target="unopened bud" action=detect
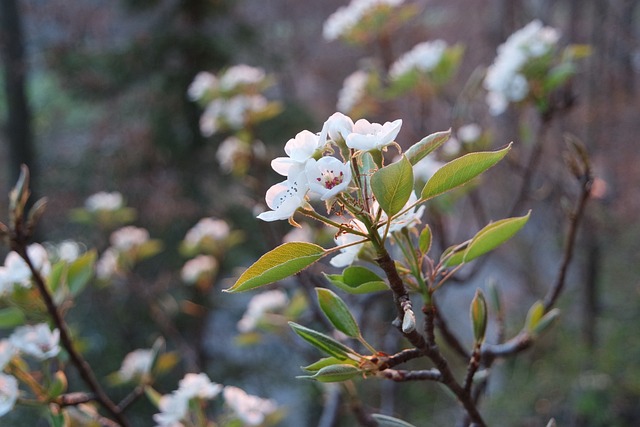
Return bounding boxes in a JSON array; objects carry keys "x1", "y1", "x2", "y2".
[{"x1": 470, "y1": 288, "x2": 488, "y2": 343}]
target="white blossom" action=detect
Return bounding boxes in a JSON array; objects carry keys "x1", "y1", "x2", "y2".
[
  {"x1": 153, "y1": 373, "x2": 221, "y2": 427},
  {"x1": 380, "y1": 192, "x2": 425, "y2": 234},
  {"x1": 389, "y1": 40, "x2": 447, "y2": 80},
  {"x1": 84, "y1": 192, "x2": 124, "y2": 212},
  {"x1": 219, "y1": 65, "x2": 266, "y2": 92},
  {"x1": 271, "y1": 130, "x2": 324, "y2": 177},
  {"x1": 176, "y1": 373, "x2": 222, "y2": 401},
  {"x1": 180, "y1": 255, "x2": 218, "y2": 285},
  {"x1": 153, "y1": 392, "x2": 188, "y2": 427},
  {"x1": 0, "y1": 374, "x2": 18, "y2": 417},
  {"x1": 257, "y1": 172, "x2": 309, "y2": 222},
  {"x1": 118, "y1": 349, "x2": 154, "y2": 382},
  {"x1": 237, "y1": 290, "x2": 289, "y2": 333},
  {"x1": 10, "y1": 323, "x2": 60, "y2": 360},
  {"x1": 184, "y1": 218, "x2": 230, "y2": 248},
  {"x1": 223, "y1": 386, "x2": 277, "y2": 426},
  {"x1": 306, "y1": 157, "x2": 353, "y2": 201},
  {"x1": 216, "y1": 136, "x2": 249, "y2": 173},
  {"x1": 323, "y1": 0, "x2": 405, "y2": 41},
  {"x1": 330, "y1": 219, "x2": 368, "y2": 268},
  {"x1": 337, "y1": 70, "x2": 369, "y2": 113},
  {"x1": 110, "y1": 226, "x2": 149, "y2": 252},
  {"x1": 457, "y1": 123, "x2": 482, "y2": 143},
  {"x1": 0, "y1": 244, "x2": 51, "y2": 291},
  {"x1": 96, "y1": 248, "x2": 119, "y2": 280},
  {"x1": 346, "y1": 118, "x2": 402, "y2": 151},
  {"x1": 319, "y1": 112, "x2": 354, "y2": 145},
  {"x1": 187, "y1": 71, "x2": 218, "y2": 101},
  {"x1": 0, "y1": 340, "x2": 15, "y2": 371}
]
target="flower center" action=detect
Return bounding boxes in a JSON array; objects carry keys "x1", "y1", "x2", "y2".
[{"x1": 317, "y1": 169, "x2": 344, "y2": 189}]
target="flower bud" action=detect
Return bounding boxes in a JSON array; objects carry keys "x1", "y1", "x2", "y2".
[{"x1": 470, "y1": 289, "x2": 488, "y2": 344}]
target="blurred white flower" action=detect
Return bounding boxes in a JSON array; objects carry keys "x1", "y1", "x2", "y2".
[
  {"x1": 176, "y1": 373, "x2": 222, "y2": 400},
  {"x1": 219, "y1": 65, "x2": 266, "y2": 92},
  {"x1": 118, "y1": 349, "x2": 154, "y2": 382},
  {"x1": 237, "y1": 290, "x2": 289, "y2": 333},
  {"x1": 96, "y1": 248, "x2": 119, "y2": 280},
  {"x1": 180, "y1": 255, "x2": 218, "y2": 285},
  {"x1": 10, "y1": 323, "x2": 60, "y2": 360},
  {"x1": 323, "y1": 0, "x2": 405, "y2": 41},
  {"x1": 153, "y1": 392, "x2": 188, "y2": 427},
  {"x1": 223, "y1": 385, "x2": 277, "y2": 426},
  {"x1": 216, "y1": 136, "x2": 250, "y2": 173},
  {"x1": 48, "y1": 240, "x2": 83, "y2": 263},
  {"x1": 330, "y1": 219, "x2": 368, "y2": 268},
  {"x1": 0, "y1": 340, "x2": 15, "y2": 371},
  {"x1": 184, "y1": 218, "x2": 230, "y2": 248},
  {"x1": 153, "y1": 373, "x2": 221, "y2": 427},
  {"x1": 389, "y1": 39, "x2": 447, "y2": 80},
  {"x1": 84, "y1": 192, "x2": 124, "y2": 212},
  {"x1": 110, "y1": 226, "x2": 149, "y2": 252},
  {"x1": 346, "y1": 118, "x2": 403, "y2": 151},
  {"x1": 457, "y1": 123, "x2": 482, "y2": 144},
  {"x1": 188, "y1": 71, "x2": 218, "y2": 101},
  {"x1": 0, "y1": 374, "x2": 18, "y2": 417},
  {"x1": 379, "y1": 191, "x2": 425, "y2": 234},
  {"x1": 0, "y1": 244, "x2": 51, "y2": 291},
  {"x1": 337, "y1": 70, "x2": 369, "y2": 113}
]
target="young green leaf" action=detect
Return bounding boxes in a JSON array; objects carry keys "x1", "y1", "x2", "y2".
[
  {"x1": 67, "y1": 250, "x2": 97, "y2": 296},
  {"x1": 525, "y1": 301, "x2": 545, "y2": 332},
  {"x1": 289, "y1": 322, "x2": 358, "y2": 360},
  {"x1": 297, "y1": 364, "x2": 362, "y2": 383},
  {"x1": 404, "y1": 129, "x2": 451, "y2": 166},
  {"x1": 302, "y1": 357, "x2": 357, "y2": 373},
  {"x1": 225, "y1": 242, "x2": 326, "y2": 293},
  {"x1": 420, "y1": 144, "x2": 512, "y2": 200},
  {"x1": 372, "y1": 414, "x2": 419, "y2": 427},
  {"x1": 316, "y1": 288, "x2": 360, "y2": 338},
  {"x1": 371, "y1": 155, "x2": 414, "y2": 218},
  {"x1": 419, "y1": 225, "x2": 432, "y2": 255},
  {"x1": 324, "y1": 265, "x2": 389, "y2": 294},
  {"x1": 0, "y1": 307, "x2": 25, "y2": 329}
]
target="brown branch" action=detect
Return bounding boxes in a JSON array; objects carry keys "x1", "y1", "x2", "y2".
[
  {"x1": 377, "y1": 348, "x2": 423, "y2": 370},
  {"x1": 379, "y1": 368, "x2": 442, "y2": 382}
]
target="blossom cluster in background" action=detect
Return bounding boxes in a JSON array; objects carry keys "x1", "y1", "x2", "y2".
[
  {"x1": 323, "y1": 0, "x2": 405, "y2": 41},
  {"x1": 389, "y1": 39, "x2": 448, "y2": 80},
  {"x1": 484, "y1": 20, "x2": 561, "y2": 115}
]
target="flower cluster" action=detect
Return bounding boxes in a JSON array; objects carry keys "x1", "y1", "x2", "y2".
[
  {"x1": 323, "y1": 0, "x2": 405, "y2": 41},
  {"x1": 96, "y1": 226, "x2": 157, "y2": 280},
  {"x1": 188, "y1": 65, "x2": 273, "y2": 136},
  {"x1": 389, "y1": 39, "x2": 448, "y2": 80},
  {"x1": 84, "y1": 191, "x2": 124, "y2": 212},
  {"x1": 223, "y1": 385, "x2": 278, "y2": 426},
  {"x1": 117, "y1": 348, "x2": 154, "y2": 383},
  {"x1": 237, "y1": 289, "x2": 289, "y2": 333},
  {"x1": 484, "y1": 20, "x2": 561, "y2": 115},
  {"x1": 0, "y1": 244, "x2": 51, "y2": 294}
]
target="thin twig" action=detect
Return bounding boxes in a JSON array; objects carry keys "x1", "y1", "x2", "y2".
[{"x1": 379, "y1": 368, "x2": 442, "y2": 382}]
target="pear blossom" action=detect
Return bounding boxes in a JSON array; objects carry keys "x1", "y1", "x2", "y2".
[
  {"x1": 330, "y1": 220, "x2": 368, "y2": 267},
  {"x1": 10, "y1": 323, "x2": 60, "y2": 360},
  {"x1": 257, "y1": 172, "x2": 309, "y2": 222},
  {"x1": 0, "y1": 374, "x2": 18, "y2": 417},
  {"x1": 379, "y1": 192, "x2": 425, "y2": 234},
  {"x1": 457, "y1": 123, "x2": 482, "y2": 143},
  {"x1": 271, "y1": 130, "x2": 324, "y2": 177},
  {"x1": 110, "y1": 226, "x2": 149, "y2": 252},
  {"x1": 216, "y1": 136, "x2": 249, "y2": 173},
  {"x1": 0, "y1": 340, "x2": 15, "y2": 371},
  {"x1": 237, "y1": 290, "x2": 289, "y2": 333},
  {"x1": 323, "y1": 0, "x2": 405, "y2": 41},
  {"x1": 306, "y1": 157, "x2": 353, "y2": 200},
  {"x1": 96, "y1": 248, "x2": 119, "y2": 280},
  {"x1": 319, "y1": 112, "x2": 355, "y2": 145},
  {"x1": 389, "y1": 39, "x2": 448, "y2": 80},
  {"x1": 219, "y1": 65, "x2": 266, "y2": 92},
  {"x1": 223, "y1": 385, "x2": 277, "y2": 426},
  {"x1": 118, "y1": 349, "x2": 154, "y2": 382},
  {"x1": 153, "y1": 392, "x2": 188, "y2": 427},
  {"x1": 346, "y1": 118, "x2": 403, "y2": 151},
  {"x1": 337, "y1": 69, "x2": 369, "y2": 113},
  {"x1": 484, "y1": 20, "x2": 561, "y2": 115},
  {"x1": 84, "y1": 191, "x2": 124, "y2": 212},
  {"x1": 184, "y1": 218, "x2": 230, "y2": 248},
  {"x1": 0, "y1": 244, "x2": 51, "y2": 290},
  {"x1": 177, "y1": 373, "x2": 222, "y2": 400},
  {"x1": 153, "y1": 373, "x2": 221, "y2": 427},
  {"x1": 181, "y1": 255, "x2": 218, "y2": 285},
  {"x1": 187, "y1": 71, "x2": 218, "y2": 101}
]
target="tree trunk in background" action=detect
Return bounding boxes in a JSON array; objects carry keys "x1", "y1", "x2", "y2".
[{"x1": 0, "y1": 0, "x2": 35, "y2": 186}]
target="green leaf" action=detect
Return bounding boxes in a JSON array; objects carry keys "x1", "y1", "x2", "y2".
[
  {"x1": 371, "y1": 414, "x2": 418, "y2": 427},
  {"x1": 297, "y1": 364, "x2": 361, "y2": 382},
  {"x1": 324, "y1": 266, "x2": 388, "y2": 294},
  {"x1": 48, "y1": 262, "x2": 67, "y2": 295},
  {"x1": 419, "y1": 225, "x2": 432, "y2": 254},
  {"x1": 444, "y1": 211, "x2": 530, "y2": 266},
  {"x1": 420, "y1": 144, "x2": 512, "y2": 200},
  {"x1": 404, "y1": 129, "x2": 451, "y2": 166},
  {"x1": 302, "y1": 357, "x2": 357, "y2": 372},
  {"x1": 289, "y1": 322, "x2": 357, "y2": 360},
  {"x1": 0, "y1": 306, "x2": 26, "y2": 329},
  {"x1": 225, "y1": 242, "x2": 326, "y2": 292},
  {"x1": 316, "y1": 288, "x2": 360, "y2": 338},
  {"x1": 525, "y1": 301, "x2": 545, "y2": 332},
  {"x1": 532, "y1": 308, "x2": 561, "y2": 336},
  {"x1": 67, "y1": 251, "x2": 97, "y2": 297},
  {"x1": 48, "y1": 409, "x2": 67, "y2": 427},
  {"x1": 371, "y1": 155, "x2": 414, "y2": 217}
]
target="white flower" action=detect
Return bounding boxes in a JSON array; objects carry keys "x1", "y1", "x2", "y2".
[
  {"x1": 381, "y1": 192, "x2": 425, "y2": 234},
  {"x1": 84, "y1": 192, "x2": 124, "y2": 212},
  {"x1": 337, "y1": 70, "x2": 369, "y2": 113},
  {"x1": 110, "y1": 226, "x2": 149, "y2": 252},
  {"x1": 0, "y1": 374, "x2": 18, "y2": 417},
  {"x1": 216, "y1": 136, "x2": 250, "y2": 173},
  {"x1": 199, "y1": 99, "x2": 224, "y2": 136},
  {"x1": 0, "y1": 244, "x2": 51, "y2": 290},
  {"x1": 153, "y1": 392, "x2": 188, "y2": 427},
  {"x1": 330, "y1": 219, "x2": 368, "y2": 268},
  {"x1": 271, "y1": 130, "x2": 323, "y2": 177},
  {"x1": 457, "y1": 123, "x2": 482, "y2": 143},
  {"x1": 184, "y1": 218, "x2": 230, "y2": 248},
  {"x1": 389, "y1": 39, "x2": 447, "y2": 80},
  {"x1": 219, "y1": 65, "x2": 266, "y2": 92},
  {"x1": 237, "y1": 290, "x2": 289, "y2": 333},
  {"x1": 10, "y1": 323, "x2": 60, "y2": 360},
  {"x1": 176, "y1": 373, "x2": 222, "y2": 400},
  {"x1": 323, "y1": 0, "x2": 405, "y2": 41},
  {"x1": 305, "y1": 157, "x2": 352, "y2": 201},
  {"x1": 96, "y1": 248, "x2": 119, "y2": 280},
  {"x1": 257, "y1": 172, "x2": 309, "y2": 222},
  {"x1": 50, "y1": 240, "x2": 82, "y2": 263},
  {"x1": 319, "y1": 112, "x2": 355, "y2": 145},
  {"x1": 346, "y1": 118, "x2": 402, "y2": 151},
  {"x1": 180, "y1": 255, "x2": 218, "y2": 285},
  {"x1": 223, "y1": 386, "x2": 277, "y2": 426},
  {"x1": 187, "y1": 71, "x2": 218, "y2": 101},
  {"x1": 118, "y1": 349, "x2": 154, "y2": 382},
  {"x1": 0, "y1": 340, "x2": 15, "y2": 371}
]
